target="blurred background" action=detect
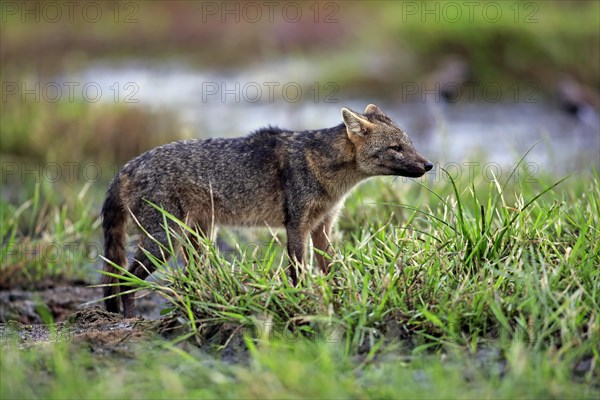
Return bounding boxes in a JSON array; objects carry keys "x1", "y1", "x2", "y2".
[{"x1": 1, "y1": 0, "x2": 599, "y2": 199}]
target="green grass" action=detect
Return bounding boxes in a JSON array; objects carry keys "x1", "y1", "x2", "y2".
[
  {"x1": 2, "y1": 336, "x2": 596, "y2": 399},
  {"x1": 0, "y1": 96, "x2": 182, "y2": 286},
  {"x1": 0, "y1": 180, "x2": 101, "y2": 287},
  {"x1": 113, "y1": 160, "x2": 599, "y2": 350},
  {"x1": 2, "y1": 160, "x2": 599, "y2": 399}
]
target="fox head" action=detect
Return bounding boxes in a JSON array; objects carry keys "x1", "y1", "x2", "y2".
[{"x1": 342, "y1": 104, "x2": 433, "y2": 178}]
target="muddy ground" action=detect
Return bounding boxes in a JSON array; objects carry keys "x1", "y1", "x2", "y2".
[
  {"x1": 0, "y1": 280, "x2": 160, "y2": 351},
  {"x1": 0, "y1": 280, "x2": 250, "y2": 363},
  {"x1": 0, "y1": 279, "x2": 166, "y2": 324}
]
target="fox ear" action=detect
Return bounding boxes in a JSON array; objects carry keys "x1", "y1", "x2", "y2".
[
  {"x1": 342, "y1": 108, "x2": 373, "y2": 140},
  {"x1": 364, "y1": 104, "x2": 385, "y2": 116}
]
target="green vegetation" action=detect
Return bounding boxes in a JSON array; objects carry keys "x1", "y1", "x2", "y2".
[
  {"x1": 1, "y1": 98, "x2": 181, "y2": 178},
  {"x1": 2, "y1": 1, "x2": 598, "y2": 95},
  {"x1": 114, "y1": 159, "x2": 599, "y2": 352},
  {"x1": 0, "y1": 97, "x2": 180, "y2": 287},
  {"x1": 2, "y1": 335, "x2": 596, "y2": 399},
  {"x1": 0, "y1": 180, "x2": 99, "y2": 287},
  {"x1": 378, "y1": 1, "x2": 600, "y2": 88},
  {"x1": 2, "y1": 160, "x2": 598, "y2": 398}
]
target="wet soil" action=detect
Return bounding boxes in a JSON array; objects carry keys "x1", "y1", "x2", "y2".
[
  {"x1": 0, "y1": 306, "x2": 155, "y2": 351},
  {"x1": 0, "y1": 279, "x2": 166, "y2": 353},
  {"x1": 0, "y1": 280, "x2": 166, "y2": 324},
  {"x1": 0, "y1": 279, "x2": 250, "y2": 362}
]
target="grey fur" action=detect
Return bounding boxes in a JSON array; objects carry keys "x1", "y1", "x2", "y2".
[{"x1": 102, "y1": 104, "x2": 433, "y2": 317}]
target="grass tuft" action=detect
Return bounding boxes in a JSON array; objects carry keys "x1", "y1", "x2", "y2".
[{"x1": 104, "y1": 163, "x2": 599, "y2": 366}]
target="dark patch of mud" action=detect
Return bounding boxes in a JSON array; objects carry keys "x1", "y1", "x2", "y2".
[
  {"x1": 0, "y1": 278, "x2": 183, "y2": 356},
  {"x1": 0, "y1": 306, "x2": 159, "y2": 358},
  {"x1": 0, "y1": 280, "x2": 168, "y2": 324},
  {"x1": 1, "y1": 305, "x2": 251, "y2": 365},
  {"x1": 0, "y1": 278, "x2": 251, "y2": 363}
]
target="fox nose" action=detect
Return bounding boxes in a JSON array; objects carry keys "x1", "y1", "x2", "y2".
[{"x1": 424, "y1": 162, "x2": 433, "y2": 171}]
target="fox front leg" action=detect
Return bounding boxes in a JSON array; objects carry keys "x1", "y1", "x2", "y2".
[
  {"x1": 311, "y1": 215, "x2": 334, "y2": 274},
  {"x1": 285, "y1": 223, "x2": 309, "y2": 285}
]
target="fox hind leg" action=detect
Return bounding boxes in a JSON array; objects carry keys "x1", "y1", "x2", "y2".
[{"x1": 121, "y1": 229, "x2": 171, "y2": 318}]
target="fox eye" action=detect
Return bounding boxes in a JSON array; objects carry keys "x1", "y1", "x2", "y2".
[{"x1": 389, "y1": 145, "x2": 403, "y2": 152}]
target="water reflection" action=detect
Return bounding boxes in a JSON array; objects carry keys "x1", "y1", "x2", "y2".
[{"x1": 70, "y1": 61, "x2": 599, "y2": 176}]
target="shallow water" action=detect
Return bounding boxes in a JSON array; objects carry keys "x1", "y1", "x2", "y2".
[{"x1": 65, "y1": 60, "x2": 599, "y2": 178}]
